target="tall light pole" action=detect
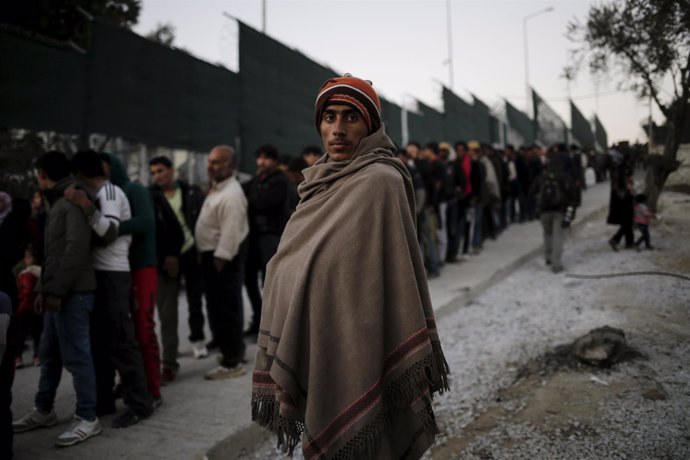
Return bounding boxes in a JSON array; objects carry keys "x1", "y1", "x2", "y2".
[
  {"x1": 523, "y1": 6, "x2": 554, "y2": 115},
  {"x1": 262, "y1": 0, "x2": 266, "y2": 32},
  {"x1": 446, "y1": 0, "x2": 454, "y2": 90}
]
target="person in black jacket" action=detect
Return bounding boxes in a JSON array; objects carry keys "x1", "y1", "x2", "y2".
[
  {"x1": 148, "y1": 156, "x2": 208, "y2": 384},
  {"x1": 243, "y1": 145, "x2": 291, "y2": 335}
]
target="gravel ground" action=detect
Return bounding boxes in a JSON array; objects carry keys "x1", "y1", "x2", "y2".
[
  {"x1": 240, "y1": 191, "x2": 690, "y2": 459},
  {"x1": 429, "y1": 191, "x2": 690, "y2": 459}
]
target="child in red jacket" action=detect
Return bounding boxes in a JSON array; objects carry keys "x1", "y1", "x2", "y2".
[
  {"x1": 634, "y1": 194, "x2": 656, "y2": 250},
  {"x1": 14, "y1": 248, "x2": 42, "y2": 368}
]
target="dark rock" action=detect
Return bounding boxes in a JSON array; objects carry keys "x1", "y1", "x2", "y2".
[{"x1": 571, "y1": 326, "x2": 637, "y2": 367}]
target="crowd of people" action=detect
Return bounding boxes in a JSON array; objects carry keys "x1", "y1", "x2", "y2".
[
  {"x1": 0, "y1": 132, "x2": 610, "y2": 458},
  {"x1": 398, "y1": 140, "x2": 592, "y2": 276},
  {"x1": 0, "y1": 145, "x2": 305, "y2": 456}
]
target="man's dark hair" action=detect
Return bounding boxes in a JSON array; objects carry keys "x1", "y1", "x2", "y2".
[
  {"x1": 255, "y1": 144, "x2": 279, "y2": 160},
  {"x1": 99, "y1": 152, "x2": 111, "y2": 165},
  {"x1": 278, "y1": 154, "x2": 293, "y2": 166},
  {"x1": 301, "y1": 145, "x2": 323, "y2": 157},
  {"x1": 454, "y1": 141, "x2": 467, "y2": 150},
  {"x1": 288, "y1": 157, "x2": 309, "y2": 173},
  {"x1": 71, "y1": 150, "x2": 105, "y2": 178},
  {"x1": 34, "y1": 151, "x2": 71, "y2": 181},
  {"x1": 425, "y1": 142, "x2": 439, "y2": 155},
  {"x1": 149, "y1": 156, "x2": 173, "y2": 169},
  {"x1": 505, "y1": 144, "x2": 515, "y2": 151},
  {"x1": 635, "y1": 193, "x2": 647, "y2": 204},
  {"x1": 406, "y1": 141, "x2": 421, "y2": 149},
  {"x1": 397, "y1": 148, "x2": 408, "y2": 157}
]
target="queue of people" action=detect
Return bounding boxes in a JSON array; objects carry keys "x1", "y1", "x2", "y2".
[
  {"x1": 0, "y1": 143, "x2": 298, "y2": 456},
  {"x1": 399, "y1": 140, "x2": 589, "y2": 277}
]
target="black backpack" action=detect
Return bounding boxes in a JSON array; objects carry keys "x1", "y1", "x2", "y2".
[{"x1": 539, "y1": 171, "x2": 563, "y2": 210}]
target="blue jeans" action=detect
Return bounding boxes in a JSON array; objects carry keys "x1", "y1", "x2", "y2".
[
  {"x1": 35, "y1": 292, "x2": 97, "y2": 421},
  {"x1": 472, "y1": 203, "x2": 484, "y2": 248}
]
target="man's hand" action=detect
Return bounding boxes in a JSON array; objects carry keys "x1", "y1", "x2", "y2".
[
  {"x1": 163, "y1": 256, "x2": 180, "y2": 278},
  {"x1": 34, "y1": 294, "x2": 44, "y2": 314},
  {"x1": 213, "y1": 257, "x2": 227, "y2": 272},
  {"x1": 64, "y1": 187, "x2": 93, "y2": 209},
  {"x1": 44, "y1": 295, "x2": 62, "y2": 312}
]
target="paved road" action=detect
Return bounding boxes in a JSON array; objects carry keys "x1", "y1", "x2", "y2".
[{"x1": 10, "y1": 181, "x2": 611, "y2": 460}]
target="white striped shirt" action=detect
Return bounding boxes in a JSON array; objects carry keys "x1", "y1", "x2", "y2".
[{"x1": 92, "y1": 181, "x2": 132, "y2": 272}]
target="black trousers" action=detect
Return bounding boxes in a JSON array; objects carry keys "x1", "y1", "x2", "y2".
[
  {"x1": 244, "y1": 234, "x2": 281, "y2": 330},
  {"x1": 179, "y1": 248, "x2": 207, "y2": 342},
  {"x1": 611, "y1": 221, "x2": 634, "y2": 247},
  {"x1": 201, "y1": 241, "x2": 247, "y2": 368},
  {"x1": 92, "y1": 271, "x2": 152, "y2": 415},
  {"x1": 635, "y1": 224, "x2": 651, "y2": 248}
]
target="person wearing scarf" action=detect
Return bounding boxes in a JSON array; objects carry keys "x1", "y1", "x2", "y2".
[{"x1": 251, "y1": 75, "x2": 450, "y2": 459}]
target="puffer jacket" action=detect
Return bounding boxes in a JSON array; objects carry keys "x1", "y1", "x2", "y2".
[{"x1": 41, "y1": 177, "x2": 96, "y2": 297}]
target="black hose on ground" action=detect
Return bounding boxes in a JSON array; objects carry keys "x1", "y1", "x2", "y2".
[{"x1": 566, "y1": 271, "x2": 690, "y2": 282}]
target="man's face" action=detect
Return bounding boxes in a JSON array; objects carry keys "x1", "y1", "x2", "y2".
[
  {"x1": 207, "y1": 148, "x2": 234, "y2": 183},
  {"x1": 34, "y1": 169, "x2": 49, "y2": 191},
  {"x1": 101, "y1": 160, "x2": 111, "y2": 179},
  {"x1": 256, "y1": 154, "x2": 277, "y2": 175},
  {"x1": 149, "y1": 163, "x2": 175, "y2": 189},
  {"x1": 406, "y1": 144, "x2": 419, "y2": 159},
  {"x1": 319, "y1": 104, "x2": 369, "y2": 162},
  {"x1": 422, "y1": 148, "x2": 435, "y2": 160},
  {"x1": 303, "y1": 152, "x2": 320, "y2": 166},
  {"x1": 455, "y1": 145, "x2": 467, "y2": 158}
]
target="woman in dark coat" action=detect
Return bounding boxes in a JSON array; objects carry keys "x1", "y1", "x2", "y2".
[{"x1": 607, "y1": 162, "x2": 635, "y2": 250}]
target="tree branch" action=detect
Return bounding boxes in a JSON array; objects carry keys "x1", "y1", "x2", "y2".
[{"x1": 621, "y1": 47, "x2": 669, "y2": 116}]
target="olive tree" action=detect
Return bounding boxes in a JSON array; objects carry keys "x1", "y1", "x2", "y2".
[{"x1": 567, "y1": 0, "x2": 690, "y2": 210}]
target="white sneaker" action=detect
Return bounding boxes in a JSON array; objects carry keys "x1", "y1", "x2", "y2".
[
  {"x1": 55, "y1": 415, "x2": 102, "y2": 447},
  {"x1": 204, "y1": 364, "x2": 246, "y2": 380},
  {"x1": 192, "y1": 341, "x2": 209, "y2": 359},
  {"x1": 12, "y1": 407, "x2": 58, "y2": 433}
]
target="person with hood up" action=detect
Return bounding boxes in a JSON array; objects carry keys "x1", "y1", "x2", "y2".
[
  {"x1": 251, "y1": 74, "x2": 450, "y2": 459},
  {"x1": 101, "y1": 153, "x2": 162, "y2": 407}
]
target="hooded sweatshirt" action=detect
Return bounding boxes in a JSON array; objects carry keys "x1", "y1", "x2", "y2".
[{"x1": 106, "y1": 154, "x2": 156, "y2": 270}]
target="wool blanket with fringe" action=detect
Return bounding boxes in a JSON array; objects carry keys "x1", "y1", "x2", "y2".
[{"x1": 251, "y1": 126, "x2": 450, "y2": 459}]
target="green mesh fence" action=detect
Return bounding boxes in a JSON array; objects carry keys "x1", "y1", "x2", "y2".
[
  {"x1": 442, "y1": 88, "x2": 475, "y2": 142},
  {"x1": 0, "y1": 25, "x2": 86, "y2": 134},
  {"x1": 89, "y1": 20, "x2": 240, "y2": 153},
  {"x1": 471, "y1": 96, "x2": 491, "y2": 143},
  {"x1": 533, "y1": 89, "x2": 566, "y2": 146},
  {"x1": 570, "y1": 100, "x2": 594, "y2": 149},
  {"x1": 2, "y1": 19, "x2": 610, "y2": 168},
  {"x1": 505, "y1": 101, "x2": 534, "y2": 145},
  {"x1": 594, "y1": 115, "x2": 608, "y2": 151}
]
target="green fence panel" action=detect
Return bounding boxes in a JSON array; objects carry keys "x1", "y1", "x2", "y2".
[
  {"x1": 0, "y1": 26, "x2": 86, "y2": 135},
  {"x1": 570, "y1": 100, "x2": 594, "y2": 149},
  {"x1": 532, "y1": 89, "x2": 566, "y2": 146},
  {"x1": 88, "y1": 20, "x2": 239, "y2": 154}
]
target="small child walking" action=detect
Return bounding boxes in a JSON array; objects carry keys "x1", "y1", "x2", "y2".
[{"x1": 634, "y1": 194, "x2": 656, "y2": 250}]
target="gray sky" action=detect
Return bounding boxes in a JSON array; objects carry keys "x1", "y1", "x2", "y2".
[{"x1": 135, "y1": 0, "x2": 668, "y2": 145}]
